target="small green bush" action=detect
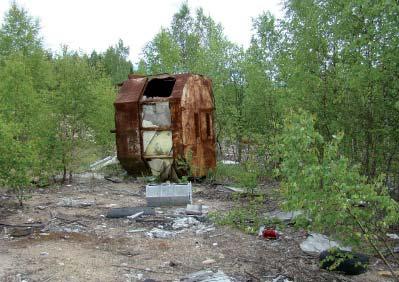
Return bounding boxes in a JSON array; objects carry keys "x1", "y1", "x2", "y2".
[{"x1": 275, "y1": 109, "x2": 399, "y2": 255}]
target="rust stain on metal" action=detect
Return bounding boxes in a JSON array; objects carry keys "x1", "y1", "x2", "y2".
[{"x1": 113, "y1": 73, "x2": 216, "y2": 177}]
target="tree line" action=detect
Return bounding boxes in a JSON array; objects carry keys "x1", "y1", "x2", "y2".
[
  {"x1": 0, "y1": 3, "x2": 131, "y2": 200},
  {"x1": 138, "y1": 1, "x2": 399, "y2": 196},
  {"x1": 1, "y1": 1, "x2": 399, "y2": 198}
]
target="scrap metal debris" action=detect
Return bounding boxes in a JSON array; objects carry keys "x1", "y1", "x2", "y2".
[
  {"x1": 300, "y1": 233, "x2": 351, "y2": 255},
  {"x1": 272, "y1": 275, "x2": 293, "y2": 282},
  {"x1": 57, "y1": 198, "x2": 95, "y2": 208},
  {"x1": 106, "y1": 207, "x2": 155, "y2": 218},
  {"x1": 142, "y1": 213, "x2": 215, "y2": 239},
  {"x1": 185, "y1": 204, "x2": 203, "y2": 215},
  {"x1": 104, "y1": 176, "x2": 123, "y2": 183},
  {"x1": 89, "y1": 156, "x2": 119, "y2": 171},
  {"x1": 181, "y1": 270, "x2": 233, "y2": 282},
  {"x1": 43, "y1": 222, "x2": 85, "y2": 233},
  {"x1": 127, "y1": 211, "x2": 144, "y2": 220},
  {"x1": 172, "y1": 217, "x2": 200, "y2": 230},
  {"x1": 221, "y1": 186, "x2": 245, "y2": 193},
  {"x1": 145, "y1": 228, "x2": 178, "y2": 239}
]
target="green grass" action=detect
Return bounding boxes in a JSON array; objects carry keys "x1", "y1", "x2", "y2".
[{"x1": 212, "y1": 162, "x2": 259, "y2": 193}]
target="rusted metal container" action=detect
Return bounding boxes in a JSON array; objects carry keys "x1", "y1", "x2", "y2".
[{"x1": 113, "y1": 73, "x2": 216, "y2": 178}]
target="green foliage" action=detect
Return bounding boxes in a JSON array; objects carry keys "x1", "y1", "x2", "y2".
[
  {"x1": 243, "y1": 12, "x2": 282, "y2": 141},
  {"x1": 142, "y1": 29, "x2": 181, "y2": 74},
  {"x1": 0, "y1": 2, "x2": 41, "y2": 57},
  {"x1": 276, "y1": 110, "x2": 399, "y2": 249},
  {"x1": 0, "y1": 120, "x2": 36, "y2": 206},
  {"x1": 319, "y1": 247, "x2": 369, "y2": 273},
  {"x1": 139, "y1": 4, "x2": 243, "y2": 157},
  {"x1": 0, "y1": 4, "x2": 117, "y2": 200},
  {"x1": 0, "y1": 46, "x2": 48, "y2": 204},
  {"x1": 214, "y1": 162, "x2": 258, "y2": 193},
  {"x1": 210, "y1": 195, "x2": 265, "y2": 234},
  {"x1": 1, "y1": 0, "x2": 399, "y2": 216},
  {"x1": 52, "y1": 49, "x2": 115, "y2": 181},
  {"x1": 279, "y1": 0, "x2": 399, "y2": 185},
  {"x1": 89, "y1": 39, "x2": 132, "y2": 85}
]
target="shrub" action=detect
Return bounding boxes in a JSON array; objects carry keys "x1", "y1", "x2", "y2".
[{"x1": 275, "y1": 110, "x2": 399, "y2": 276}]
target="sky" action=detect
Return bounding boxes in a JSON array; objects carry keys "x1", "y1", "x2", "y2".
[{"x1": 0, "y1": 0, "x2": 283, "y2": 64}]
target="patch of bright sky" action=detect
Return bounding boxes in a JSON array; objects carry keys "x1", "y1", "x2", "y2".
[{"x1": 0, "y1": 0, "x2": 283, "y2": 63}]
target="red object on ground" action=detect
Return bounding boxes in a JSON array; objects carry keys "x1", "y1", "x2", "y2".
[{"x1": 262, "y1": 229, "x2": 279, "y2": 239}]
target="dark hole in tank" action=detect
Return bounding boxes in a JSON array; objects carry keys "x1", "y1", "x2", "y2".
[{"x1": 143, "y1": 77, "x2": 176, "y2": 98}]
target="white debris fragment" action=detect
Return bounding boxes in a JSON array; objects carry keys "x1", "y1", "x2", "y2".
[
  {"x1": 195, "y1": 226, "x2": 216, "y2": 235},
  {"x1": 202, "y1": 259, "x2": 216, "y2": 265},
  {"x1": 267, "y1": 210, "x2": 303, "y2": 222},
  {"x1": 126, "y1": 211, "x2": 144, "y2": 220},
  {"x1": 89, "y1": 156, "x2": 118, "y2": 170},
  {"x1": 300, "y1": 233, "x2": 351, "y2": 255},
  {"x1": 386, "y1": 233, "x2": 399, "y2": 240},
  {"x1": 223, "y1": 186, "x2": 244, "y2": 193},
  {"x1": 145, "y1": 228, "x2": 177, "y2": 239},
  {"x1": 172, "y1": 217, "x2": 200, "y2": 229},
  {"x1": 273, "y1": 275, "x2": 293, "y2": 282},
  {"x1": 57, "y1": 198, "x2": 95, "y2": 208},
  {"x1": 181, "y1": 270, "x2": 232, "y2": 282},
  {"x1": 221, "y1": 160, "x2": 239, "y2": 165},
  {"x1": 186, "y1": 204, "x2": 203, "y2": 215},
  {"x1": 126, "y1": 228, "x2": 147, "y2": 233}
]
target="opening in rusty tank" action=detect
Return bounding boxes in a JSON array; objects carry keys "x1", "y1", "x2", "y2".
[{"x1": 143, "y1": 77, "x2": 176, "y2": 98}]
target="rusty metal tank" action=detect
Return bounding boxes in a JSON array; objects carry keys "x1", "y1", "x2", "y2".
[{"x1": 113, "y1": 73, "x2": 216, "y2": 178}]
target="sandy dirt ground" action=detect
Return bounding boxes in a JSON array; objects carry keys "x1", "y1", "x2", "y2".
[{"x1": 0, "y1": 176, "x2": 396, "y2": 282}]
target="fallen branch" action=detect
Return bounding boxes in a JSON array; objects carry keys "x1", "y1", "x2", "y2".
[
  {"x1": 104, "y1": 176, "x2": 123, "y2": 183},
  {"x1": 244, "y1": 270, "x2": 261, "y2": 281},
  {"x1": 347, "y1": 208, "x2": 399, "y2": 282},
  {"x1": 238, "y1": 256, "x2": 259, "y2": 263},
  {"x1": 117, "y1": 251, "x2": 140, "y2": 257},
  {"x1": 111, "y1": 265, "x2": 174, "y2": 275}
]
